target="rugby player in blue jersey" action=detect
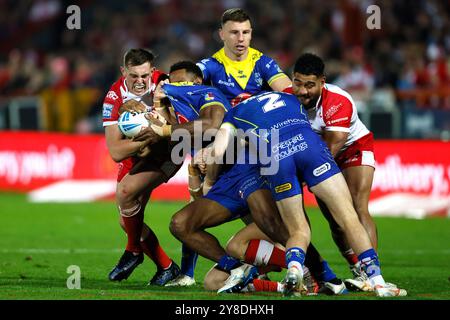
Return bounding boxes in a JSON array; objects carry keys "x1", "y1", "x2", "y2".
[
  {"x1": 141, "y1": 61, "x2": 345, "y2": 295},
  {"x1": 197, "y1": 8, "x2": 292, "y2": 107},
  {"x1": 167, "y1": 8, "x2": 292, "y2": 287},
  {"x1": 208, "y1": 91, "x2": 407, "y2": 297}
]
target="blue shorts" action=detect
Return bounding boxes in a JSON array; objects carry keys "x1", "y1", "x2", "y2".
[
  {"x1": 204, "y1": 164, "x2": 269, "y2": 220},
  {"x1": 264, "y1": 128, "x2": 341, "y2": 201}
]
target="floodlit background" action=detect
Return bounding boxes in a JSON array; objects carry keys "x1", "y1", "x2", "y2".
[
  {"x1": 1, "y1": 0, "x2": 449, "y2": 215},
  {"x1": 0, "y1": 0, "x2": 449, "y2": 300}
]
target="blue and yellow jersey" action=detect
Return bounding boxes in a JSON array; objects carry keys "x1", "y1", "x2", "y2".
[
  {"x1": 197, "y1": 47, "x2": 287, "y2": 106},
  {"x1": 222, "y1": 91, "x2": 310, "y2": 138},
  {"x1": 162, "y1": 82, "x2": 231, "y2": 123}
]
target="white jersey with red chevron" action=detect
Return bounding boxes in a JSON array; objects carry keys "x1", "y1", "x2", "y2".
[{"x1": 307, "y1": 83, "x2": 370, "y2": 150}]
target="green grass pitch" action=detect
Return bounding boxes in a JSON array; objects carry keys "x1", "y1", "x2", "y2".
[{"x1": 1, "y1": 192, "x2": 449, "y2": 300}]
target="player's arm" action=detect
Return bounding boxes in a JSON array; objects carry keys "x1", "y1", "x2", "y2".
[
  {"x1": 263, "y1": 57, "x2": 292, "y2": 92},
  {"x1": 203, "y1": 123, "x2": 235, "y2": 194},
  {"x1": 172, "y1": 103, "x2": 225, "y2": 135},
  {"x1": 322, "y1": 97, "x2": 353, "y2": 157},
  {"x1": 269, "y1": 74, "x2": 292, "y2": 92},
  {"x1": 105, "y1": 125, "x2": 150, "y2": 162},
  {"x1": 134, "y1": 103, "x2": 226, "y2": 141},
  {"x1": 322, "y1": 130, "x2": 348, "y2": 158}
]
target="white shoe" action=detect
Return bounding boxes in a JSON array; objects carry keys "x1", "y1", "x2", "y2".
[
  {"x1": 217, "y1": 264, "x2": 256, "y2": 294},
  {"x1": 164, "y1": 274, "x2": 196, "y2": 287},
  {"x1": 282, "y1": 267, "x2": 303, "y2": 297},
  {"x1": 345, "y1": 265, "x2": 373, "y2": 292},
  {"x1": 320, "y1": 279, "x2": 348, "y2": 295},
  {"x1": 375, "y1": 284, "x2": 407, "y2": 297}
]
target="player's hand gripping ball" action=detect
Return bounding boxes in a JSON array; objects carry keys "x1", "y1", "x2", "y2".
[{"x1": 118, "y1": 99, "x2": 147, "y2": 114}]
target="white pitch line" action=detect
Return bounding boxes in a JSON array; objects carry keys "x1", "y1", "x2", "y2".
[{"x1": 1, "y1": 248, "x2": 450, "y2": 255}]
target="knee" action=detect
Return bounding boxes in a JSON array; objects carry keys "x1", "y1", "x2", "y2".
[
  {"x1": 116, "y1": 183, "x2": 138, "y2": 206},
  {"x1": 203, "y1": 268, "x2": 228, "y2": 291},
  {"x1": 203, "y1": 272, "x2": 218, "y2": 291},
  {"x1": 225, "y1": 235, "x2": 246, "y2": 260},
  {"x1": 169, "y1": 211, "x2": 190, "y2": 239}
]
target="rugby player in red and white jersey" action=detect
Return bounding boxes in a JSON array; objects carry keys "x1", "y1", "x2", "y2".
[
  {"x1": 102, "y1": 48, "x2": 180, "y2": 286},
  {"x1": 291, "y1": 53, "x2": 386, "y2": 291}
]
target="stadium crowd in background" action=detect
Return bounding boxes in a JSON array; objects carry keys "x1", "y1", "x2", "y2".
[{"x1": 0, "y1": 0, "x2": 449, "y2": 133}]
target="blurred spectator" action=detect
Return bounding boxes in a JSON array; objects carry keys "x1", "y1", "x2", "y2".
[{"x1": 0, "y1": 0, "x2": 448, "y2": 132}]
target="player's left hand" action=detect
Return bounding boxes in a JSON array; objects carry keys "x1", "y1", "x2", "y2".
[
  {"x1": 193, "y1": 148, "x2": 211, "y2": 175},
  {"x1": 119, "y1": 99, "x2": 146, "y2": 114},
  {"x1": 145, "y1": 112, "x2": 172, "y2": 137},
  {"x1": 153, "y1": 79, "x2": 169, "y2": 104}
]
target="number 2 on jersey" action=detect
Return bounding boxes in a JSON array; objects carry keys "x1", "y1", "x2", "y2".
[{"x1": 258, "y1": 93, "x2": 286, "y2": 113}]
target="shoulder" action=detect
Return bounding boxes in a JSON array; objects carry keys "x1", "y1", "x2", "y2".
[
  {"x1": 152, "y1": 69, "x2": 167, "y2": 84},
  {"x1": 197, "y1": 57, "x2": 220, "y2": 71},
  {"x1": 104, "y1": 77, "x2": 126, "y2": 104},
  {"x1": 321, "y1": 84, "x2": 355, "y2": 126},
  {"x1": 323, "y1": 83, "x2": 355, "y2": 106}
]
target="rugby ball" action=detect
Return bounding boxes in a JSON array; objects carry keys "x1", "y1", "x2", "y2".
[{"x1": 118, "y1": 111, "x2": 149, "y2": 138}]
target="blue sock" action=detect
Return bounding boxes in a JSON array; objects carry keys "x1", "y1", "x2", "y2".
[
  {"x1": 285, "y1": 247, "x2": 306, "y2": 270},
  {"x1": 180, "y1": 244, "x2": 198, "y2": 278},
  {"x1": 319, "y1": 260, "x2": 337, "y2": 282},
  {"x1": 217, "y1": 254, "x2": 241, "y2": 272},
  {"x1": 358, "y1": 249, "x2": 381, "y2": 278}
]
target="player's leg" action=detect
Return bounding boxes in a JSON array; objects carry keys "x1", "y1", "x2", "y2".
[
  {"x1": 274, "y1": 194, "x2": 310, "y2": 296},
  {"x1": 169, "y1": 198, "x2": 236, "y2": 263},
  {"x1": 166, "y1": 164, "x2": 203, "y2": 287},
  {"x1": 310, "y1": 174, "x2": 406, "y2": 296},
  {"x1": 226, "y1": 222, "x2": 273, "y2": 261},
  {"x1": 246, "y1": 189, "x2": 344, "y2": 294},
  {"x1": 342, "y1": 165, "x2": 377, "y2": 250},
  {"x1": 296, "y1": 128, "x2": 405, "y2": 296},
  {"x1": 342, "y1": 165, "x2": 380, "y2": 291},
  {"x1": 318, "y1": 167, "x2": 377, "y2": 291},
  {"x1": 316, "y1": 196, "x2": 358, "y2": 266},
  {"x1": 204, "y1": 265, "x2": 230, "y2": 291},
  {"x1": 109, "y1": 169, "x2": 173, "y2": 282},
  {"x1": 117, "y1": 192, "x2": 174, "y2": 274},
  {"x1": 205, "y1": 263, "x2": 286, "y2": 294}
]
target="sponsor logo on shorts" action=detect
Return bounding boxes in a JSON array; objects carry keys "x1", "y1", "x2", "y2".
[
  {"x1": 313, "y1": 162, "x2": 331, "y2": 177},
  {"x1": 272, "y1": 134, "x2": 308, "y2": 161},
  {"x1": 275, "y1": 183, "x2": 292, "y2": 193},
  {"x1": 239, "y1": 177, "x2": 258, "y2": 198},
  {"x1": 103, "y1": 103, "x2": 113, "y2": 118}
]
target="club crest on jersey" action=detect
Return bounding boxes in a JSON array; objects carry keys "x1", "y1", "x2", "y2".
[
  {"x1": 204, "y1": 92, "x2": 215, "y2": 101},
  {"x1": 237, "y1": 70, "x2": 247, "y2": 79},
  {"x1": 254, "y1": 72, "x2": 263, "y2": 86}
]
